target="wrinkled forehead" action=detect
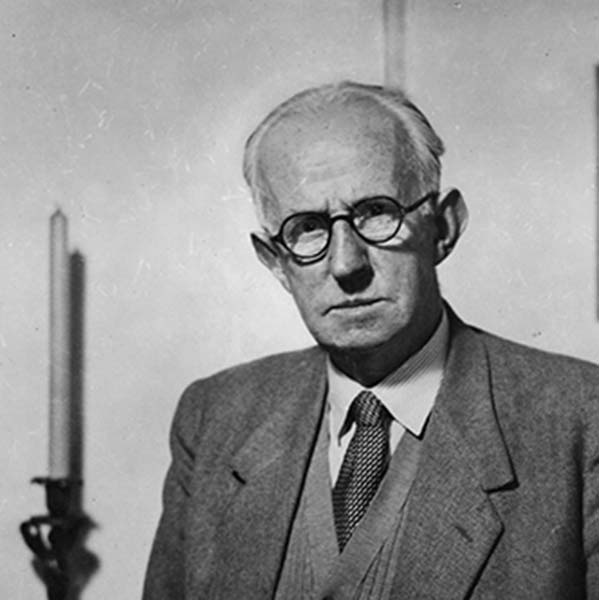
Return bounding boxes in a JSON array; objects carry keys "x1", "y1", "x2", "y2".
[{"x1": 256, "y1": 99, "x2": 417, "y2": 206}]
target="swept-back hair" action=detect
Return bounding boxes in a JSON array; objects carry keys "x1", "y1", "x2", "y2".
[{"x1": 243, "y1": 80, "x2": 445, "y2": 229}]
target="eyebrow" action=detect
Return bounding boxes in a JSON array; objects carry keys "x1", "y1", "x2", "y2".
[{"x1": 287, "y1": 194, "x2": 397, "y2": 215}]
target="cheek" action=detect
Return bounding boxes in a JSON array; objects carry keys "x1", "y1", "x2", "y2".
[
  {"x1": 374, "y1": 252, "x2": 437, "y2": 301},
  {"x1": 284, "y1": 267, "x2": 324, "y2": 315}
]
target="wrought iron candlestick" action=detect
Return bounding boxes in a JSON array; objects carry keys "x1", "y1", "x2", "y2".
[{"x1": 20, "y1": 477, "x2": 89, "y2": 600}]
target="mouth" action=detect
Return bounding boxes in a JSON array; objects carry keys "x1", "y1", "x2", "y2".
[{"x1": 325, "y1": 298, "x2": 384, "y2": 314}]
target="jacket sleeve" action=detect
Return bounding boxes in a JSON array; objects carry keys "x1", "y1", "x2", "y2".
[
  {"x1": 582, "y1": 364, "x2": 599, "y2": 595},
  {"x1": 142, "y1": 386, "x2": 200, "y2": 600}
]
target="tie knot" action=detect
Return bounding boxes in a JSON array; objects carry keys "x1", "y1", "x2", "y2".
[{"x1": 350, "y1": 391, "x2": 388, "y2": 427}]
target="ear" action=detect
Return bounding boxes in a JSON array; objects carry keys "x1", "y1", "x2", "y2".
[
  {"x1": 433, "y1": 188, "x2": 468, "y2": 265},
  {"x1": 250, "y1": 231, "x2": 292, "y2": 293}
]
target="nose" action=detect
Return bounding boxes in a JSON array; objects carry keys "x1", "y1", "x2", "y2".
[{"x1": 328, "y1": 220, "x2": 374, "y2": 293}]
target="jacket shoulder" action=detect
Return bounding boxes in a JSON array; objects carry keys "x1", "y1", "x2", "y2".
[
  {"x1": 186, "y1": 345, "x2": 323, "y2": 400},
  {"x1": 480, "y1": 328, "x2": 599, "y2": 382},
  {"x1": 171, "y1": 346, "x2": 324, "y2": 445},
  {"x1": 472, "y1": 327, "x2": 599, "y2": 419}
]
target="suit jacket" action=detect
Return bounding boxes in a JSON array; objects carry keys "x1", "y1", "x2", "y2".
[{"x1": 143, "y1": 310, "x2": 599, "y2": 599}]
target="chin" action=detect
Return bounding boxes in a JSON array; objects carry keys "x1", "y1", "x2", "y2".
[{"x1": 316, "y1": 326, "x2": 399, "y2": 355}]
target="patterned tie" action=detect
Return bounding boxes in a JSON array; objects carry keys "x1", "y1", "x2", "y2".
[{"x1": 332, "y1": 390, "x2": 392, "y2": 551}]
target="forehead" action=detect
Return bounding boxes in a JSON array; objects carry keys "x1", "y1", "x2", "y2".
[{"x1": 257, "y1": 100, "x2": 416, "y2": 215}]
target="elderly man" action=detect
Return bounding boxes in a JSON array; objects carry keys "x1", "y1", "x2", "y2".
[{"x1": 143, "y1": 82, "x2": 599, "y2": 599}]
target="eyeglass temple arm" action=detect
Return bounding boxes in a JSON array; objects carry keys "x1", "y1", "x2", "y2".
[{"x1": 405, "y1": 191, "x2": 438, "y2": 214}]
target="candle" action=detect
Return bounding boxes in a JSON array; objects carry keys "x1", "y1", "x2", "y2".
[{"x1": 49, "y1": 209, "x2": 71, "y2": 479}]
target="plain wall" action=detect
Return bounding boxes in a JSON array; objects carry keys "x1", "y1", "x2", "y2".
[
  {"x1": 2, "y1": 1, "x2": 598, "y2": 598},
  {"x1": 410, "y1": 1, "x2": 599, "y2": 363}
]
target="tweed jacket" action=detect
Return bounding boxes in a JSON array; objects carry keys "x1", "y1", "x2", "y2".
[{"x1": 143, "y1": 312, "x2": 599, "y2": 599}]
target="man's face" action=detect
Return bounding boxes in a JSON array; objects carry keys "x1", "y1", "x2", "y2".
[{"x1": 255, "y1": 101, "x2": 443, "y2": 357}]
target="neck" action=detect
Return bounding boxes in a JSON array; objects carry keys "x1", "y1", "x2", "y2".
[{"x1": 327, "y1": 303, "x2": 443, "y2": 387}]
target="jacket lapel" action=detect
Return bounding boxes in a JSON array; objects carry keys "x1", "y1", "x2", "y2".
[
  {"x1": 186, "y1": 348, "x2": 328, "y2": 599},
  {"x1": 391, "y1": 313, "x2": 515, "y2": 598}
]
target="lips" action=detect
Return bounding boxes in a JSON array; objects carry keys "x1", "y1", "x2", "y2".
[{"x1": 325, "y1": 298, "x2": 384, "y2": 313}]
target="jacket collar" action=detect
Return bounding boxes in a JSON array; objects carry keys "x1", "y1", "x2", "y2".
[
  {"x1": 390, "y1": 308, "x2": 515, "y2": 597},
  {"x1": 438, "y1": 306, "x2": 514, "y2": 491},
  {"x1": 228, "y1": 347, "x2": 328, "y2": 481}
]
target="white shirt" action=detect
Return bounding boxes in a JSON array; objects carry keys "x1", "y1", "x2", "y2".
[{"x1": 326, "y1": 310, "x2": 449, "y2": 484}]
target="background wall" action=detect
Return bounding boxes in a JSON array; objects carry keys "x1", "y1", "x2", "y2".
[
  {"x1": 1, "y1": 1, "x2": 597, "y2": 598},
  {"x1": 409, "y1": 0, "x2": 599, "y2": 361}
]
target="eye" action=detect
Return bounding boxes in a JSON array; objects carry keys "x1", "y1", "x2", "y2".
[
  {"x1": 354, "y1": 197, "x2": 401, "y2": 241},
  {"x1": 354, "y1": 197, "x2": 399, "y2": 224},
  {"x1": 358, "y1": 197, "x2": 395, "y2": 219},
  {"x1": 296, "y1": 215, "x2": 322, "y2": 233},
  {"x1": 283, "y1": 213, "x2": 328, "y2": 245}
]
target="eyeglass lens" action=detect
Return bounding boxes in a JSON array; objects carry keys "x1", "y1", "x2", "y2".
[{"x1": 281, "y1": 196, "x2": 402, "y2": 258}]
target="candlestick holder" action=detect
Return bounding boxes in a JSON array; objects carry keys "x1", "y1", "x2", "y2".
[{"x1": 20, "y1": 477, "x2": 95, "y2": 600}]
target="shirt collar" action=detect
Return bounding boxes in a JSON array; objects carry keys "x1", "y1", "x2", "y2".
[{"x1": 326, "y1": 309, "x2": 449, "y2": 439}]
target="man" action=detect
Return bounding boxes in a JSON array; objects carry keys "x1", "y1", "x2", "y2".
[{"x1": 143, "y1": 81, "x2": 599, "y2": 599}]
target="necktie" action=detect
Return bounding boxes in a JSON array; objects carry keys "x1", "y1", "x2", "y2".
[{"x1": 332, "y1": 390, "x2": 391, "y2": 551}]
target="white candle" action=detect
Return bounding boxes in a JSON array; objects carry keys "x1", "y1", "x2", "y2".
[{"x1": 49, "y1": 209, "x2": 71, "y2": 479}]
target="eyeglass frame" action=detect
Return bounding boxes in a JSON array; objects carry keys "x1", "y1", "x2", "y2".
[{"x1": 269, "y1": 190, "x2": 439, "y2": 263}]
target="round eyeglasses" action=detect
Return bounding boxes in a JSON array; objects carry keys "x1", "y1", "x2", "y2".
[{"x1": 270, "y1": 191, "x2": 438, "y2": 261}]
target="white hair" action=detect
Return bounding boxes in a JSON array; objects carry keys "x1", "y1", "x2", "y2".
[{"x1": 243, "y1": 80, "x2": 445, "y2": 230}]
